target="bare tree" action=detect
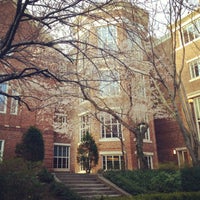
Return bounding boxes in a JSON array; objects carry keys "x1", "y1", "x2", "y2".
[
  {"x1": 3, "y1": 0, "x2": 200, "y2": 169},
  {"x1": 146, "y1": 0, "x2": 200, "y2": 166},
  {"x1": 0, "y1": 0, "x2": 112, "y2": 109}
]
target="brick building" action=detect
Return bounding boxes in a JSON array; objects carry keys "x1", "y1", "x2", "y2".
[
  {"x1": 70, "y1": 1, "x2": 159, "y2": 173},
  {"x1": 0, "y1": 0, "x2": 74, "y2": 172},
  {"x1": 1, "y1": 0, "x2": 199, "y2": 173},
  {"x1": 154, "y1": 6, "x2": 200, "y2": 167}
]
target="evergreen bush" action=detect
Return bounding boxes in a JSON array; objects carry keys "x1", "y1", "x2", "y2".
[
  {"x1": 37, "y1": 167, "x2": 54, "y2": 183},
  {"x1": 15, "y1": 126, "x2": 44, "y2": 162},
  {"x1": 181, "y1": 167, "x2": 200, "y2": 191},
  {"x1": 0, "y1": 158, "x2": 43, "y2": 200}
]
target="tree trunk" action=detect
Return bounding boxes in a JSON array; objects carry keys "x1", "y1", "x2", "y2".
[{"x1": 135, "y1": 129, "x2": 148, "y2": 169}]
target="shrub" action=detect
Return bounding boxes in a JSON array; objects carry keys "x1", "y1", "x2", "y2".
[
  {"x1": 77, "y1": 131, "x2": 98, "y2": 173},
  {"x1": 15, "y1": 126, "x2": 44, "y2": 162},
  {"x1": 37, "y1": 167, "x2": 54, "y2": 183},
  {"x1": 0, "y1": 158, "x2": 43, "y2": 200},
  {"x1": 103, "y1": 169, "x2": 181, "y2": 195},
  {"x1": 134, "y1": 192, "x2": 200, "y2": 200},
  {"x1": 181, "y1": 167, "x2": 200, "y2": 191},
  {"x1": 148, "y1": 170, "x2": 182, "y2": 193}
]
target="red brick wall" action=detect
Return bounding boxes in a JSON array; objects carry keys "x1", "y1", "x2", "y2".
[{"x1": 154, "y1": 118, "x2": 185, "y2": 165}]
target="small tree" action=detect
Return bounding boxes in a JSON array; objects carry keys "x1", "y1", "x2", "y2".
[
  {"x1": 77, "y1": 132, "x2": 98, "y2": 173},
  {"x1": 15, "y1": 126, "x2": 44, "y2": 163}
]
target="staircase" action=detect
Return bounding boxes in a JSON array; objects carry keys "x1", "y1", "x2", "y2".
[{"x1": 54, "y1": 173, "x2": 130, "y2": 199}]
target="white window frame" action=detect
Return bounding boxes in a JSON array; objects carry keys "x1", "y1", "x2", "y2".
[
  {"x1": 99, "y1": 70, "x2": 120, "y2": 97},
  {"x1": 138, "y1": 153, "x2": 153, "y2": 169},
  {"x1": 79, "y1": 113, "x2": 90, "y2": 141},
  {"x1": 102, "y1": 155, "x2": 122, "y2": 170},
  {"x1": 144, "y1": 115, "x2": 150, "y2": 141},
  {"x1": 0, "y1": 140, "x2": 5, "y2": 162},
  {"x1": 138, "y1": 74, "x2": 146, "y2": 98},
  {"x1": 53, "y1": 113, "x2": 67, "y2": 129},
  {"x1": 189, "y1": 59, "x2": 200, "y2": 79},
  {"x1": 193, "y1": 97, "x2": 200, "y2": 140},
  {"x1": 10, "y1": 90, "x2": 18, "y2": 115},
  {"x1": 183, "y1": 18, "x2": 200, "y2": 44},
  {"x1": 176, "y1": 147, "x2": 190, "y2": 167},
  {"x1": 100, "y1": 111, "x2": 122, "y2": 139},
  {"x1": 97, "y1": 25, "x2": 117, "y2": 51},
  {"x1": 144, "y1": 128, "x2": 150, "y2": 141},
  {"x1": 53, "y1": 143, "x2": 70, "y2": 171},
  {"x1": 0, "y1": 83, "x2": 8, "y2": 113}
]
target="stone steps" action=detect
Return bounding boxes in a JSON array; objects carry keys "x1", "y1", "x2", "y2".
[{"x1": 54, "y1": 173, "x2": 130, "y2": 199}]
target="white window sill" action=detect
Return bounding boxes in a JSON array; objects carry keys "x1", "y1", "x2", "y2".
[
  {"x1": 99, "y1": 138, "x2": 124, "y2": 142},
  {"x1": 189, "y1": 76, "x2": 200, "y2": 82}
]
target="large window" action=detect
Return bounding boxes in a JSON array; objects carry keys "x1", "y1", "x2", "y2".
[
  {"x1": 138, "y1": 154, "x2": 153, "y2": 169},
  {"x1": 53, "y1": 113, "x2": 67, "y2": 129},
  {"x1": 80, "y1": 114, "x2": 90, "y2": 141},
  {"x1": 0, "y1": 83, "x2": 7, "y2": 113},
  {"x1": 183, "y1": 19, "x2": 200, "y2": 44},
  {"x1": 194, "y1": 97, "x2": 200, "y2": 140},
  {"x1": 0, "y1": 140, "x2": 4, "y2": 162},
  {"x1": 99, "y1": 70, "x2": 120, "y2": 97},
  {"x1": 97, "y1": 25, "x2": 117, "y2": 51},
  {"x1": 144, "y1": 128, "x2": 150, "y2": 141},
  {"x1": 145, "y1": 155, "x2": 153, "y2": 169},
  {"x1": 176, "y1": 148, "x2": 190, "y2": 167},
  {"x1": 53, "y1": 144, "x2": 70, "y2": 170},
  {"x1": 103, "y1": 155, "x2": 122, "y2": 170},
  {"x1": 10, "y1": 90, "x2": 18, "y2": 115},
  {"x1": 100, "y1": 112, "x2": 122, "y2": 139},
  {"x1": 189, "y1": 59, "x2": 200, "y2": 79}
]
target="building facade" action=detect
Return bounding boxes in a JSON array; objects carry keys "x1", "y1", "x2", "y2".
[
  {"x1": 71, "y1": 1, "x2": 159, "y2": 173},
  {"x1": 154, "y1": 6, "x2": 200, "y2": 168},
  {"x1": 2, "y1": 0, "x2": 200, "y2": 173}
]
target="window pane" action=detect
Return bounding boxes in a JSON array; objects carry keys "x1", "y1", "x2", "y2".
[
  {"x1": 107, "y1": 156, "x2": 113, "y2": 170},
  {"x1": 189, "y1": 60, "x2": 200, "y2": 79},
  {"x1": 53, "y1": 145, "x2": 70, "y2": 170},
  {"x1": 97, "y1": 25, "x2": 117, "y2": 51},
  {"x1": 102, "y1": 155, "x2": 122, "y2": 170},
  {"x1": 10, "y1": 90, "x2": 18, "y2": 114},
  {"x1": 100, "y1": 112, "x2": 122, "y2": 138},
  {"x1": 113, "y1": 156, "x2": 120, "y2": 169},
  {"x1": 183, "y1": 29, "x2": 189, "y2": 43},
  {"x1": 0, "y1": 84, "x2": 7, "y2": 113},
  {"x1": 80, "y1": 114, "x2": 90, "y2": 141},
  {"x1": 99, "y1": 70, "x2": 120, "y2": 97}
]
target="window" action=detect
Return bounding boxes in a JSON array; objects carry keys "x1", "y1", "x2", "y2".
[
  {"x1": 144, "y1": 128, "x2": 150, "y2": 141},
  {"x1": 97, "y1": 25, "x2": 117, "y2": 51},
  {"x1": 145, "y1": 155, "x2": 153, "y2": 169},
  {"x1": 80, "y1": 114, "x2": 90, "y2": 141},
  {"x1": 100, "y1": 112, "x2": 122, "y2": 139},
  {"x1": 183, "y1": 19, "x2": 200, "y2": 44},
  {"x1": 53, "y1": 144, "x2": 70, "y2": 170},
  {"x1": 0, "y1": 83, "x2": 7, "y2": 113},
  {"x1": 0, "y1": 140, "x2": 4, "y2": 162},
  {"x1": 143, "y1": 115, "x2": 150, "y2": 141},
  {"x1": 99, "y1": 70, "x2": 120, "y2": 97},
  {"x1": 103, "y1": 155, "x2": 122, "y2": 170},
  {"x1": 176, "y1": 148, "x2": 190, "y2": 167},
  {"x1": 54, "y1": 113, "x2": 67, "y2": 129},
  {"x1": 137, "y1": 74, "x2": 146, "y2": 98},
  {"x1": 10, "y1": 90, "x2": 18, "y2": 115},
  {"x1": 189, "y1": 59, "x2": 200, "y2": 79},
  {"x1": 194, "y1": 97, "x2": 200, "y2": 140},
  {"x1": 138, "y1": 154, "x2": 153, "y2": 169}
]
